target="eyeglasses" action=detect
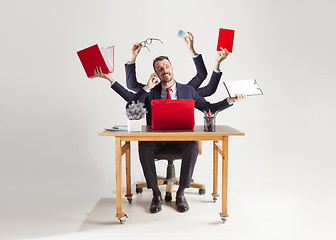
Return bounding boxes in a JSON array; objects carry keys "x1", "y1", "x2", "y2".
[{"x1": 140, "y1": 38, "x2": 163, "y2": 51}]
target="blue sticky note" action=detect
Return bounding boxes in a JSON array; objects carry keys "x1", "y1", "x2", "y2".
[{"x1": 177, "y1": 30, "x2": 187, "y2": 38}]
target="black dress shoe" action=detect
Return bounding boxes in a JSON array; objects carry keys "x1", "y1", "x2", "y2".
[
  {"x1": 176, "y1": 195, "x2": 189, "y2": 212},
  {"x1": 150, "y1": 195, "x2": 162, "y2": 213}
]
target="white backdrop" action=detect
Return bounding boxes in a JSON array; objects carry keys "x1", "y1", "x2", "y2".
[{"x1": 1, "y1": 0, "x2": 336, "y2": 239}]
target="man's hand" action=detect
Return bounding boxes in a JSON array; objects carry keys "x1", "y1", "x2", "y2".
[
  {"x1": 231, "y1": 94, "x2": 247, "y2": 102},
  {"x1": 145, "y1": 73, "x2": 160, "y2": 90},
  {"x1": 129, "y1": 43, "x2": 142, "y2": 62},
  {"x1": 214, "y1": 47, "x2": 229, "y2": 70},
  {"x1": 184, "y1": 32, "x2": 197, "y2": 56},
  {"x1": 93, "y1": 66, "x2": 114, "y2": 83}
]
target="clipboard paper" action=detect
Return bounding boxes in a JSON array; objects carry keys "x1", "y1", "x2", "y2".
[{"x1": 223, "y1": 79, "x2": 263, "y2": 98}]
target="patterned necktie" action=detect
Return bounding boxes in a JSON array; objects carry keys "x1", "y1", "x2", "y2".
[{"x1": 166, "y1": 87, "x2": 171, "y2": 100}]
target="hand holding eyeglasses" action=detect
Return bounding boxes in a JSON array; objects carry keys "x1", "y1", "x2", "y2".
[
  {"x1": 130, "y1": 43, "x2": 142, "y2": 62},
  {"x1": 129, "y1": 38, "x2": 163, "y2": 62}
]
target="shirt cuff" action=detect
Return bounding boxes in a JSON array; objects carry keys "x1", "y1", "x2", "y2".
[
  {"x1": 227, "y1": 97, "x2": 234, "y2": 105},
  {"x1": 143, "y1": 86, "x2": 150, "y2": 93},
  {"x1": 214, "y1": 69, "x2": 221, "y2": 73},
  {"x1": 127, "y1": 61, "x2": 135, "y2": 65},
  {"x1": 192, "y1": 54, "x2": 200, "y2": 58},
  {"x1": 110, "y1": 81, "x2": 116, "y2": 86}
]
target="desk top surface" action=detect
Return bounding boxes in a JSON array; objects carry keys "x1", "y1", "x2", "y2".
[{"x1": 99, "y1": 125, "x2": 244, "y2": 139}]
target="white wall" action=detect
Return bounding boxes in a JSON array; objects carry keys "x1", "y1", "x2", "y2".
[{"x1": 1, "y1": 0, "x2": 336, "y2": 238}]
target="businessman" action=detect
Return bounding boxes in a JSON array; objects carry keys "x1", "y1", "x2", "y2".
[{"x1": 126, "y1": 52, "x2": 246, "y2": 213}]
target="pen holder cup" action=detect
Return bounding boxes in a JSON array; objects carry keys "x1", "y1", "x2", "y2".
[{"x1": 204, "y1": 116, "x2": 216, "y2": 132}]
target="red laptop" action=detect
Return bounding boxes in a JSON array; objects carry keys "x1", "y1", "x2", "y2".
[{"x1": 151, "y1": 99, "x2": 195, "y2": 130}]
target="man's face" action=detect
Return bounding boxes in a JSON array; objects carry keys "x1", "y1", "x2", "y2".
[{"x1": 154, "y1": 59, "x2": 174, "y2": 84}]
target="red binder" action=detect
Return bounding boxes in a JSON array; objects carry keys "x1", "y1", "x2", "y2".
[
  {"x1": 216, "y1": 28, "x2": 235, "y2": 53},
  {"x1": 77, "y1": 44, "x2": 114, "y2": 79},
  {"x1": 151, "y1": 100, "x2": 194, "y2": 130}
]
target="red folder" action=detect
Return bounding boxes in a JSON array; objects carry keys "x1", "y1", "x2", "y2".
[
  {"x1": 77, "y1": 44, "x2": 114, "y2": 79},
  {"x1": 216, "y1": 28, "x2": 235, "y2": 53}
]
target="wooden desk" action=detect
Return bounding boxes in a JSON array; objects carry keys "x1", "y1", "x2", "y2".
[{"x1": 99, "y1": 125, "x2": 244, "y2": 223}]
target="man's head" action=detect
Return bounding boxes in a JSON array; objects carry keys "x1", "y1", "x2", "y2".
[{"x1": 153, "y1": 56, "x2": 174, "y2": 85}]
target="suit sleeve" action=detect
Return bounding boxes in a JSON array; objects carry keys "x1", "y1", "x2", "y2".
[
  {"x1": 196, "y1": 71, "x2": 222, "y2": 97},
  {"x1": 192, "y1": 88, "x2": 233, "y2": 113},
  {"x1": 126, "y1": 88, "x2": 152, "y2": 126},
  {"x1": 125, "y1": 62, "x2": 146, "y2": 92},
  {"x1": 186, "y1": 54, "x2": 208, "y2": 90},
  {"x1": 126, "y1": 88, "x2": 150, "y2": 108},
  {"x1": 111, "y1": 81, "x2": 135, "y2": 102}
]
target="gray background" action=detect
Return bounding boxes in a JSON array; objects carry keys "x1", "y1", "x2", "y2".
[{"x1": 1, "y1": 0, "x2": 335, "y2": 239}]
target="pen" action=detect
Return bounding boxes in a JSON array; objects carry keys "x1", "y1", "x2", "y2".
[{"x1": 203, "y1": 110, "x2": 208, "y2": 117}]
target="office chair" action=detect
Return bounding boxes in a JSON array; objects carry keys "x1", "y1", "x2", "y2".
[{"x1": 135, "y1": 141, "x2": 206, "y2": 202}]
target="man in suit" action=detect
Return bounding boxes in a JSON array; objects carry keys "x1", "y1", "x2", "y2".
[{"x1": 126, "y1": 52, "x2": 246, "y2": 213}]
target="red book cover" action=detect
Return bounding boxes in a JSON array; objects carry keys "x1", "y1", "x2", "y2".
[
  {"x1": 216, "y1": 28, "x2": 235, "y2": 53},
  {"x1": 77, "y1": 44, "x2": 114, "y2": 79}
]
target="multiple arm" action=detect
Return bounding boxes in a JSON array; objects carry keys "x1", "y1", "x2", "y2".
[
  {"x1": 93, "y1": 36, "x2": 244, "y2": 103},
  {"x1": 126, "y1": 32, "x2": 209, "y2": 94}
]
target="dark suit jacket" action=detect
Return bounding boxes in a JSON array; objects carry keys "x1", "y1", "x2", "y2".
[
  {"x1": 111, "y1": 81, "x2": 135, "y2": 102},
  {"x1": 125, "y1": 54, "x2": 220, "y2": 97},
  {"x1": 126, "y1": 81, "x2": 233, "y2": 126}
]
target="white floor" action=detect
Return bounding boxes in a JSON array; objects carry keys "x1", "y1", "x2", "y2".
[{"x1": 2, "y1": 183, "x2": 335, "y2": 240}]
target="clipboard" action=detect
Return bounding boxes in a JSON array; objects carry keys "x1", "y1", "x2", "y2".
[{"x1": 223, "y1": 79, "x2": 263, "y2": 98}]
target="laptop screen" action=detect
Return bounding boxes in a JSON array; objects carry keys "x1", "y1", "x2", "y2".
[{"x1": 151, "y1": 99, "x2": 195, "y2": 130}]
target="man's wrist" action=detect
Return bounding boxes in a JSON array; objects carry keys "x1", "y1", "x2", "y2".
[
  {"x1": 143, "y1": 86, "x2": 150, "y2": 93},
  {"x1": 110, "y1": 80, "x2": 116, "y2": 86},
  {"x1": 129, "y1": 55, "x2": 137, "y2": 62},
  {"x1": 189, "y1": 48, "x2": 197, "y2": 56},
  {"x1": 105, "y1": 75, "x2": 114, "y2": 84},
  {"x1": 227, "y1": 97, "x2": 234, "y2": 105},
  {"x1": 191, "y1": 51, "x2": 200, "y2": 58}
]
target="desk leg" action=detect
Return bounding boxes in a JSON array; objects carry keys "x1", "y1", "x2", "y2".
[
  {"x1": 212, "y1": 141, "x2": 219, "y2": 202},
  {"x1": 125, "y1": 141, "x2": 133, "y2": 202},
  {"x1": 115, "y1": 137, "x2": 127, "y2": 223},
  {"x1": 220, "y1": 136, "x2": 229, "y2": 223}
]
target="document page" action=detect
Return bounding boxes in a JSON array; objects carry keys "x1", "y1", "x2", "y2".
[{"x1": 223, "y1": 79, "x2": 263, "y2": 97}]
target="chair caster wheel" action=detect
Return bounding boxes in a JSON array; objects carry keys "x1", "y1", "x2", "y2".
[
  {"x1": 127, "y1": 197, "x2": 133, "y2": 203},
  {"x1": 165, "y1": 195, "x2": 172, "y2": 202},
  {"x1": 118, "y1": 214, "x2": 128, "y2": 224},
  {"x1": 213, "y1": 197, "x2": 217, "y2": 203},
  {"x1": 199, "y1": 189, "x2": 206, "y2": 195},
  {"x1": 136, "y1": 188, "x2": 143, "y2": 194},
  {"x1": 221, "y1": 217, "x2": 227, "y2": 224}
]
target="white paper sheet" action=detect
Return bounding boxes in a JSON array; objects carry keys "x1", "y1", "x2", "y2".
[{"x1": 223, "y1": 79, "x2": 263, "y2": 97}]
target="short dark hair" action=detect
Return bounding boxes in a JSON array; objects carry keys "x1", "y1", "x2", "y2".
[{"x1": 153, "y1": 56, "x2": 171, "y2": 70}]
